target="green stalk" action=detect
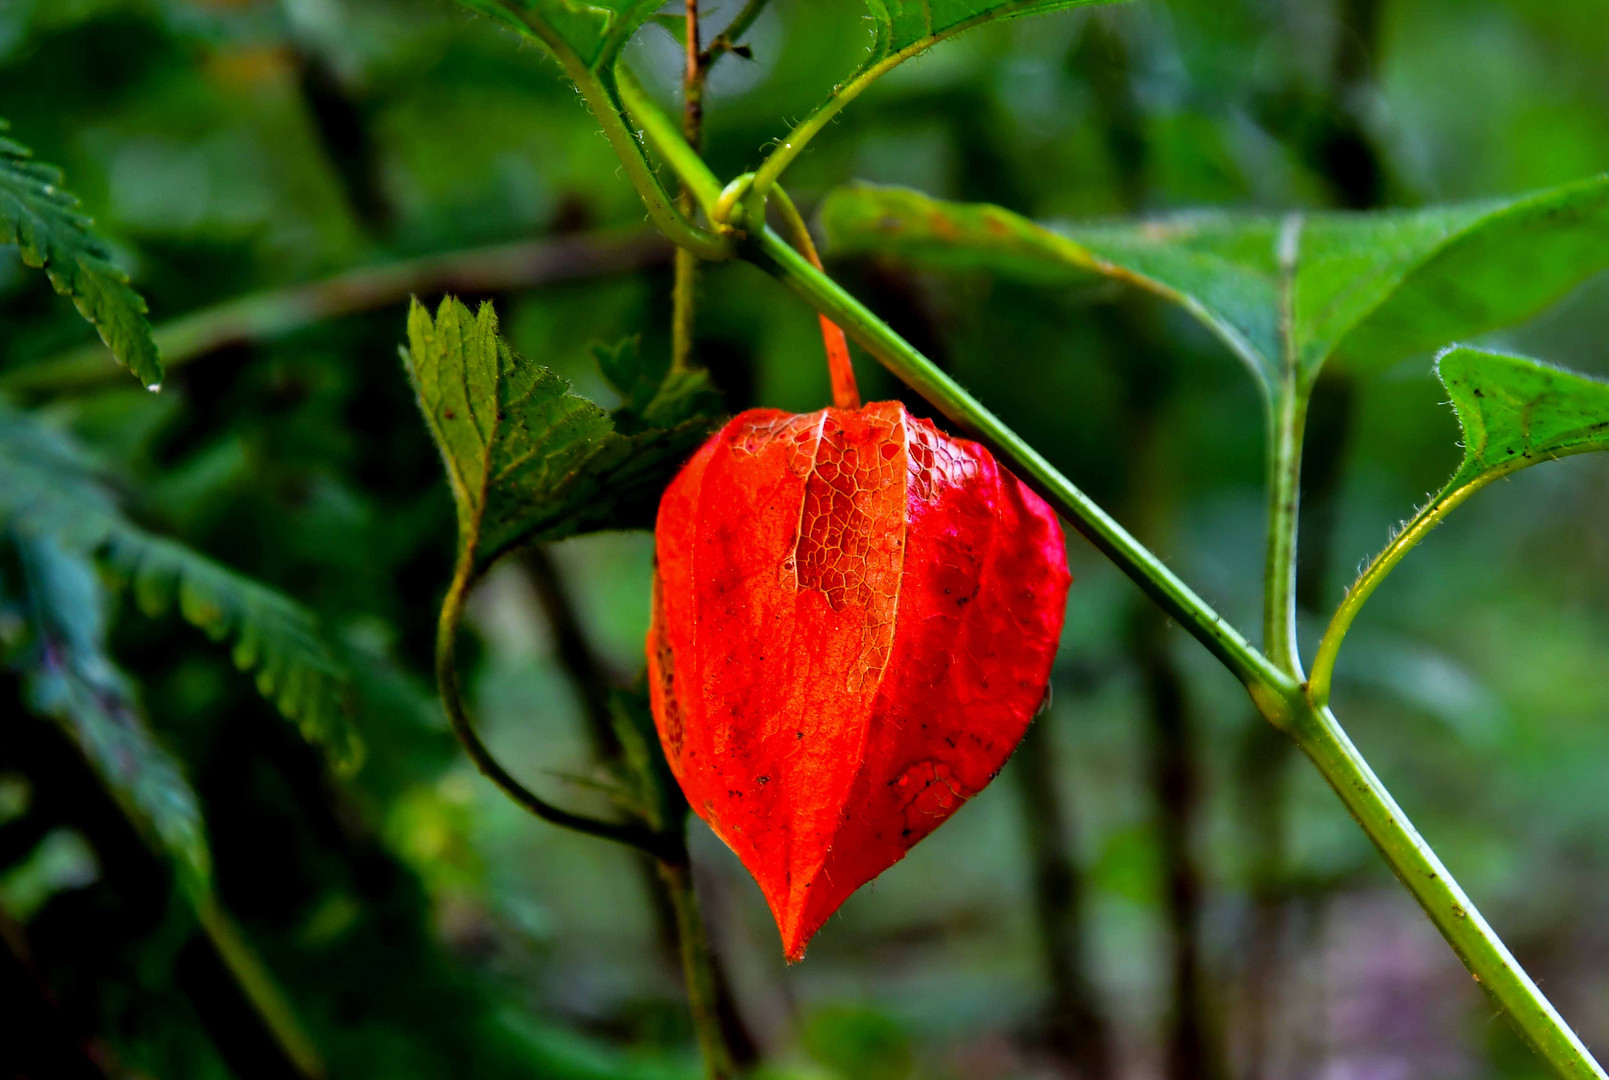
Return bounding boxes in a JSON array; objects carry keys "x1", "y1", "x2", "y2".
[
  {"x1": 503, "y1": 12, "x2": 728, "y2": 260},
  {"x1": 1264, "y1": 213, "x2": 1307, "y2": 680},
  {"x1": 435, "y1": 551, "x2": 676, "y2": 859},
  {"x1": 196, "y1": 891, "x2": 328, "y2": 1080},
  {"x1": 1286, "y1": 701, "x2": 1605, "y2": 1080},
  {"x1": 1262, "y1": 379, "x2": 1306, "y2": 680},
  {"x1": 1308, "y1": 479, "x2": 1482, "y2": 708},
  {"x1": 746, "y1": 224, "x2": 1286, "y2": 698}
]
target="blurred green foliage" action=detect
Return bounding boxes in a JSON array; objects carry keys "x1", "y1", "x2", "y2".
[{"x1": 2, "y1": 0, "x2": 1609, "y2": 1077}]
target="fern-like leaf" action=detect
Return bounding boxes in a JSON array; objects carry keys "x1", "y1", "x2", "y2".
[
  {"x1": 0, "y1": 405, "x2": 359, "y2": 768},
  {"x1": 0, "y1": 119, "x2": 162, "y2": 388}
]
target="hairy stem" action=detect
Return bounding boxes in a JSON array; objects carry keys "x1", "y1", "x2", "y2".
[
  {"x1": 660, "y1": 855, "x2": 737, "y2": 1080},
  {"x1": 435, "y1": 552, "x2": 674, "y2": 859},
  {"x1": 1308, "y1": 477, "x2": 1484, "y2": 707}
]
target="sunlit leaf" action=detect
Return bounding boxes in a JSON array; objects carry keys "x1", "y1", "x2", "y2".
[
  {"x1": 403, "y1": 297, "x2": 718, "y2": 578},
  {"x1": 821, "y1": 177, "x2": 1609, "y2": 393},
  {"x1": 0, "y1": 119, "x2": 161, "y2": 389},
  {"x1": 0, "y1": 406, "x2": 360, "y2": 769}
]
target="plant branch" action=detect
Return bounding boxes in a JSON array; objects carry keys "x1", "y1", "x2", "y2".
[
  {"x1": 618, "y1": 66, "x2": 726, "y2": 220},
  {"x1": 1, "y1": 229, "x2": 670, "y2": 394},
  {"x1": 435, "y1": 551, "x2": 675, "y2": 860},
  {"x1": 745, "y1": 224, "x2": 1288, "y2": 698},
  {"x1": 703, "y1": 0, "x2": 771, "y2": 63},
  {"x1": 671, "y1": 0, "x2": 709, "y2": 373},
  {"x1": 1264, "y1": 214, "x2": 1307, "y2": 679},
  {"x1": 504, "y1": 9, "x2": 727, "y2": 260},
  {"x1": 1308, "y1": 477, "x2": 1483, "y2": 707},
  {"x1": 1287, "y1": 700, "x2": 1606, "y2": 1080}
]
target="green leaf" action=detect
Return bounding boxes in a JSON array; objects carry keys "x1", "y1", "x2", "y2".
[
  {"x1": 0, "y1": 119, "x2": 162, "y2": 389},
  {"x1": 1312, "y1": 346, "x2": 1609, "y2": 700},
  {"x1": 593, "y1": 335, "x2": 722, "y2": 431},
  {"x1": 1434, "y1": 346, "x2": 1609, "y2": 495},
  {"x1": 0, "y1": 406, "x2": 360, "y2": 769},
  {"x1": 454, "y1": 0, "x2": 661, "y2": 72},
  {"x1": 820, "y1": 176, "x2": 1609, "y2": 394},
  {"x1": 866, "y1": 0, "x2": 1115, "y2": 60},
  {"x1": 404, "y1": 297, "x2": 718, "y2": 578},
  {"x1": 9, "y1": 533, "x2": 210, "y2": 894}
]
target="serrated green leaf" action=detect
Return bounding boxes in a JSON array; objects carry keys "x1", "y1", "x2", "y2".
[
  {"x1": 593, "y1": 335, "x2": 723, "y2": 431},
  {"x1": 0, "y1": 119, "x2": 162, "y2": 389},
  {"x1": 0, "y1": 406, "x2": 360, "y2": 769},
  {"x1": 1434, "y1": 346, "x2": 1609, "y2": 495},
  {"x1": 405, "y1": 297, "x2": 718, "y2": 577},
  {"x1": 454, "y1": 0, "x2": 661, "y2": 71},
  {"x1": 10, "y1": 533, "x2": 210, "y2": 894},
  {"x1": 820, "y1": 177, "x2": 1609, "y2": 394}
]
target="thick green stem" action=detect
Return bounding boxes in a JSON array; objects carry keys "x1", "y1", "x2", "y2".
[
  {"x1": 1263, "y1": 382, "x2": 1307, "y2": 679},
  {"x1": 435, "y1": 552, "x2": 675, "y2": 859},
  {"x1": 1287, "y1": 700, "x2": 1606, "y2": 1080},
  {"x1": 747, "y1": 225, "x2": 1286, "y2": 697},
  {"x1": 659, "y1": 855, "x2": 736, "y2": 1080},
  {"x1": 1265, "y1": 213, "x2": 1307, "y2": 679}
]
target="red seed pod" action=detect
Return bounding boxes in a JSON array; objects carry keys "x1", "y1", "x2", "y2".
[{"x1": 647, "y1": 401, "x2": 1071, "y2": 960}]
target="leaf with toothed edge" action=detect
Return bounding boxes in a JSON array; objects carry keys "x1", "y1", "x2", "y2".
[
  {"x1": 403, "y1": 297, "x2": 720, "y2": 579},
  {"x1": 10, "y1": 533, "x2": 211, "y2": 894},
  {"x1": 0, "y1": 119, "x2": 162, "y2": 389},
  {"x1": 0, "y1": 405, "x2": 360, "y2": 770}
]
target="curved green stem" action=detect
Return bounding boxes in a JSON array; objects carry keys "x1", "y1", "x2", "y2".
[
  {"x1": 1287, "y1": 700, "x2": 1606, "y2": 1080},
  {"x1": 435, "y1": 551, "x2": 676, "y2": 860},
  {"x1": 747, "y1": 224, "x2": 1287, "y2": 697},
  {"x1": 618, "y1": 67, "x2": 725, "y2": 223},
  {"x1": 1309, "y1": 478, "x2": 1483, "y2": 708},
  {"x1": 506, "y1": 13, "x2": 728, "y2": 260}
]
